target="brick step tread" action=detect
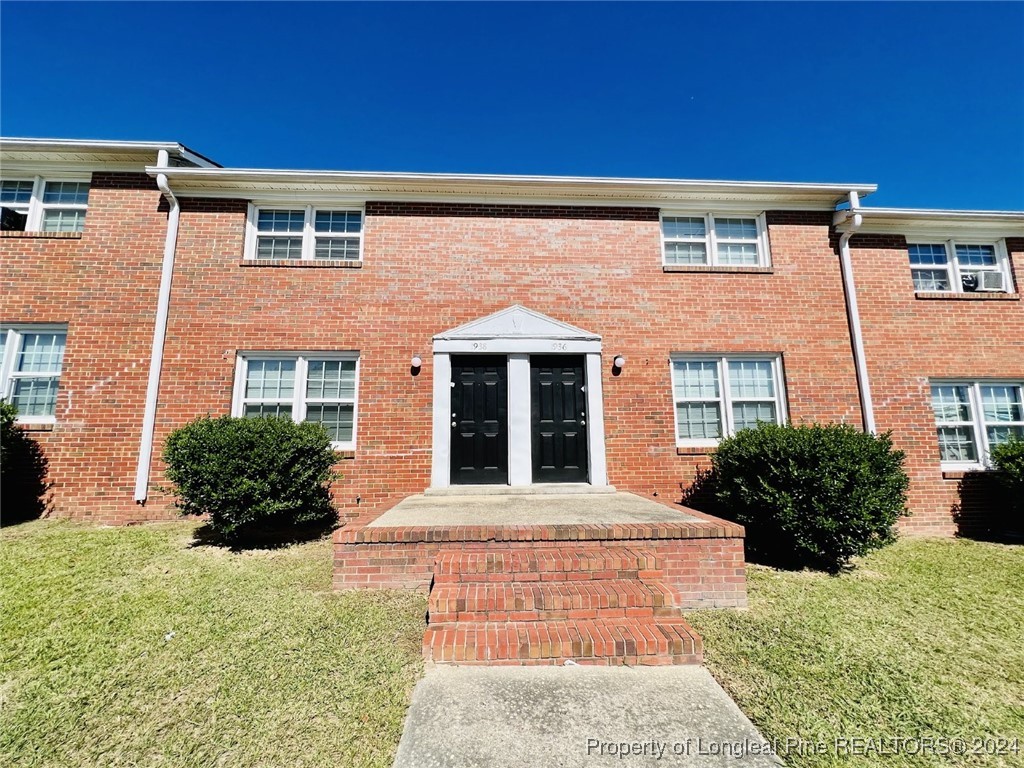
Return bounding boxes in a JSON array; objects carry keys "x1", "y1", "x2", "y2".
[
  {"x1": 422, "y1": 618, "x2": 702, "y2": 665},
  {"x1": 433, "y1": 547, "x2": 661, "y2": 582},
  {"x1": 428, "y1": 580, "x2": 681, "y2": 622}
]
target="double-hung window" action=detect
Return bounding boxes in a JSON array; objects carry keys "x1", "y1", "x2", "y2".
[
  {"x1": 930, "y1": 381, "x2": 1024, "y2": 467},
  {"x1": 1, "y1": 178, "x2": 90, "y2": 233},
  {"x1": 662, "y1": 213, "x2": 770, "y2": 267},
  {"x1": 245, "y1": 205, "x2": 363, "y2": 262},
  {"x1": 908, "y1": 240, "x2": 1012, "y2": 294},
  {"x1": 0, "y1": 327, "x2": 68, "y2": 422},
  {"x1": 670, "y1": 355, "x2": 786, "y2": 446},
  {"x1": 234, "y1": 353, "x2": 359, "y2": 449}
]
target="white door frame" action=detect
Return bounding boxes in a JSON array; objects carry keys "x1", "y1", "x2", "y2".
[{"x1": 429, "y1": 306, "x2": 607, "y2": 488}]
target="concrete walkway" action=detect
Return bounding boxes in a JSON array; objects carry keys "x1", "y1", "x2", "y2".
[{"x1": 393, "y1": 665, "x2": 783, "y2": 767}]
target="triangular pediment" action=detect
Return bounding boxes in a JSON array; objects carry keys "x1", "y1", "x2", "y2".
[{"x1": 435, "y1": 305, "x2": 601, "y2": 341}]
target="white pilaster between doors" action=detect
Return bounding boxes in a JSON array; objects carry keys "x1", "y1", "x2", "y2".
[{"x1": 507, "y1": 354, "x2": 532, "y2": 486}]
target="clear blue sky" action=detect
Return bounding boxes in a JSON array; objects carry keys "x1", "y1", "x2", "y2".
[{"x1": 2, "y1": 2, "x2": 1022, "y2": 209}]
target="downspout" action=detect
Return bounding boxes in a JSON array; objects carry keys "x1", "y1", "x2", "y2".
[
  {"x1": 835, "y1": 191, "x2": 876, "y2": 434},
  {"x1": 133, "y1": 150, "x2": 180, "y2": 502}
]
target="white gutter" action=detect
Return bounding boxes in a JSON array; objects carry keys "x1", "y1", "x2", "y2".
[
  {"x1": 835, "y1": 191, "x2": 876, "y2": 434},
  {"x1": 133, "y1": 149, "x2": 181, "y2": 502}
]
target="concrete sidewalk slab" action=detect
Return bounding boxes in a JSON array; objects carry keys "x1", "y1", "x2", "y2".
[{"x1": 393, "y1": 665, "x2": 783, "y2": 767}]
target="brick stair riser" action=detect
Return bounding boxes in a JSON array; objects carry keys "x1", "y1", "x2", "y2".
[
  {"x1": 433, "y1": 549, "x2": 661, "y2": 576},
  {"x1": 422, "y1": 620, "x2": 701, "y2": 664},
  {"x1": 432, "y1": 569, "x2": 661, "y2": 584},
  {"x1": 427, "y1": 581, "x2": 681, "y2": 622},
  {"x1": 428, "y1": 606, "x2": 680, "y2": 623}
]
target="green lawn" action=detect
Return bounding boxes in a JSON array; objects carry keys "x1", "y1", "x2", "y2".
[
  {"x1": 0, "y1": 520, "x2": 426, "y2": 768},
  {"x1": 688, "y1": 538, "x2": 1024, "y2": 768},
  {"x1": 3, "y1": 523, "x2": 1022, "y2": 768}
]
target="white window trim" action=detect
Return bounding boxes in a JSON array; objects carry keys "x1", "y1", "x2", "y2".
[
  {"x1": 0, "y1": 325, "x2": 68, "y2": 424},
  {"x1": 243, "y1": 204, "x2": 365, "y2": 262},
  {"x1": 931, "y1": 380, "x2": 1024, "y2": 470},
  {"x1": 1, "y1": 176, "x2": 90, "y2": 232},
  {"x1": 670, "y1": 353, "x2": 787, "y2": 448},
  {"x1": 660, "y1": 211, "x2": 771, "y2": 268},
  {"x1": 908, "y1": 239, "x2": 1014, "y2": 294},
  {"x1": 231, "y1": 351, "x2": 360, "y2": 450}
]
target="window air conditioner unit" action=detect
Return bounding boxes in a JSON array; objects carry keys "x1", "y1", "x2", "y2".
[{"x1": 976, "y1": 271, "x2": 1006, "y2": 292}]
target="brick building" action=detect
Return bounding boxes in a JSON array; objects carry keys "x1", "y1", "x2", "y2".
[{"x1": 2, "y1": 138, "x2": 1022, "y2": 535}]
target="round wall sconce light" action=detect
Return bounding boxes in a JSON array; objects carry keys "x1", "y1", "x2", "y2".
[
  {"x1": 410, "y1": 355, "x2": 423, "y2": 369},
  {"x1": 613, "y1": 355, "x2": 626, "y2": 369}
]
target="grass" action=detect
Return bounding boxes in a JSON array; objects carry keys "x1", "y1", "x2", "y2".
[
  {"x1": 688, "y1": 538, "x2": 1024, "y2": 768},
  {"x1": 0, "y1": 520, "x2": 426, "y2": 768}
]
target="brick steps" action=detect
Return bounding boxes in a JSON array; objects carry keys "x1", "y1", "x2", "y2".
[
  {"x1": 424, "y1": 547, "x2": 703, "y2": 666},
  {"x1": 422, "y1": 618, "x2": 702, "y2": 666},
  {"x1": 428, "y1": 580, "x2": 680, "y2": 622}
]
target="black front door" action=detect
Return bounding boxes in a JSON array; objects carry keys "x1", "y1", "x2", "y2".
[
  {"x1": 450, "y1": 355, "x2": 508, "y2": 485},
  {"x1": 531, "y1": 355, "x2": 589, "y2": 483}
]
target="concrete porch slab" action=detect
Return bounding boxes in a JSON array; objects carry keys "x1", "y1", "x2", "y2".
[
  {"x1": 393, "y1": 665, "x2": 783, "y2": 767},
  {"x1": 368, "y1": 492, "x2": 699, "y2": 528}
]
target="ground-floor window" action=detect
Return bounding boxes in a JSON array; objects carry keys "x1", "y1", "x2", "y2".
[
  {"x1": 930, "y1": 381, "x2": 1024, "y2": 467},
  {"x1": 232, "y1": 352, "x2": 359, "y2": 449},
  {"x1": 0, "y1": 325, "x2": 67, "y2": 423},
  {"x1": 669, "y1": 354, "x2": 786, "y2": 447}
]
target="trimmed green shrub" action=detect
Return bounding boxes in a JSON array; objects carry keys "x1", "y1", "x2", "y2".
[
  {"x1": 162, "y1": 415, "x2": 337, "y2": 540},
  {"x1": 0, "y1": 400, "x2": 51, "y2": 524},
  {"x1": 990, "y1": 437, "x2": 1024, "y2": 512},
  {"x1": 711, "y1": 423, "x2": 909, "y2": 572}
]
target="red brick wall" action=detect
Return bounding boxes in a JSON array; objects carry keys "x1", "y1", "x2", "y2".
[
  {"x1": 1, "y1": 173, "x2": 171, "y2": 523},
  {"x1": 10, "y1": 188, "x2": 934, "y2": 529},
  {"x1": 140, "y1": 203, "x2": 863, "y2": 525},
  {"x1": 851, "y1": 235, "x2": 1024, "y2": 535}
]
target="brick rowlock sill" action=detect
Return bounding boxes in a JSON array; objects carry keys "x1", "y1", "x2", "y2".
[
  {"x1": 238, "y1": 260, "x2": 363, "y2": 269},
  {"x1": 915, "y1": 291, "x2": 1019, "y2": 301}
]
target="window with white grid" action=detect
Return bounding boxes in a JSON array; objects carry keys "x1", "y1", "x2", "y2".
[
  {"x1": 930, "y1": 381, "x2": 1024, "y2": 467},
  {"x1": 0, "y1": 327, "x2": 68, "y2": 422},
  {"x1": 670, "y1": 355, "x2": 785, "y2": 446},
  {"x1": 246, "y1": 205, "x2": 363, "y2": 262},
  {"x1": 1, "y1": 177, "x2": 89, "y2": 233},
  {"x1": 235, "y1": 353, "x2": 359, "y2": 448},
  {"x1": 908, "y1": 240, "x2": 1012, "y2": 294},
  {"x1": 662, "y1": 213, "x2": 770, "y2": 267}
]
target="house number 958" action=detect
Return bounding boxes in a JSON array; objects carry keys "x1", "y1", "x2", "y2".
[{"x1": 472, "y1": 342, "x2": 488, "y2": 350}]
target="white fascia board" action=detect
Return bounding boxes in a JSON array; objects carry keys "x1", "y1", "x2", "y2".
[
  {"x1": 836, "y1": 207, "x2": 1024, "y2": 237},
  {"x1": 147, "y1": 166, "x2": 877, "y2": 209}
]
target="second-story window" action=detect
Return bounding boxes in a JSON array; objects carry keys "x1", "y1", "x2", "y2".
[
  {"x1": 1, "y1": 178, "x2": 90, "y2": 233},
  {"x1": 908, "y1": 240, "x2": 1012, "y2": 294},
  {"x1": 661, "y1": 213, "x2": 770, "y2": 267},
  {"x1": 245, "y1": 205, "x2": 363, "y2": 262}
]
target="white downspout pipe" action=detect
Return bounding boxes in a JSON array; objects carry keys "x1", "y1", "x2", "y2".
[
  {"x1": 836, "y1": 191, "x2": 876, "y2": 434},
  {"x1": 134, "y1": 150, "x2": 180, "y2": 502}
]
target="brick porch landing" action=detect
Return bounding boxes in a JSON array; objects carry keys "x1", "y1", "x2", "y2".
[{"x1": 334, "y1": 493, "x2": 745, "y2": 665}]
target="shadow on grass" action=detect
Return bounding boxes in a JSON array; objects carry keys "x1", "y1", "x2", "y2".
[
  {"x1": 189, "y1": 516, "x2": 339, "y2": 551},
  {"x1": 952, "y1": 471, "x2": 1022, "y2": 544},
  {"x1": 0, "y1": 423, "x2": 51, "y2": 527}
]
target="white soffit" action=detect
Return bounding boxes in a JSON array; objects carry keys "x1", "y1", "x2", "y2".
[
  {"x1": 0, "y1": 137, "x2": 219, "y2": 173},
  {"x1": 146, "y1": 166, "x2": 876, "y2": 209},
  {"x1": 836, "y1": 207, "x2": 1024, "y2": 238}
]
